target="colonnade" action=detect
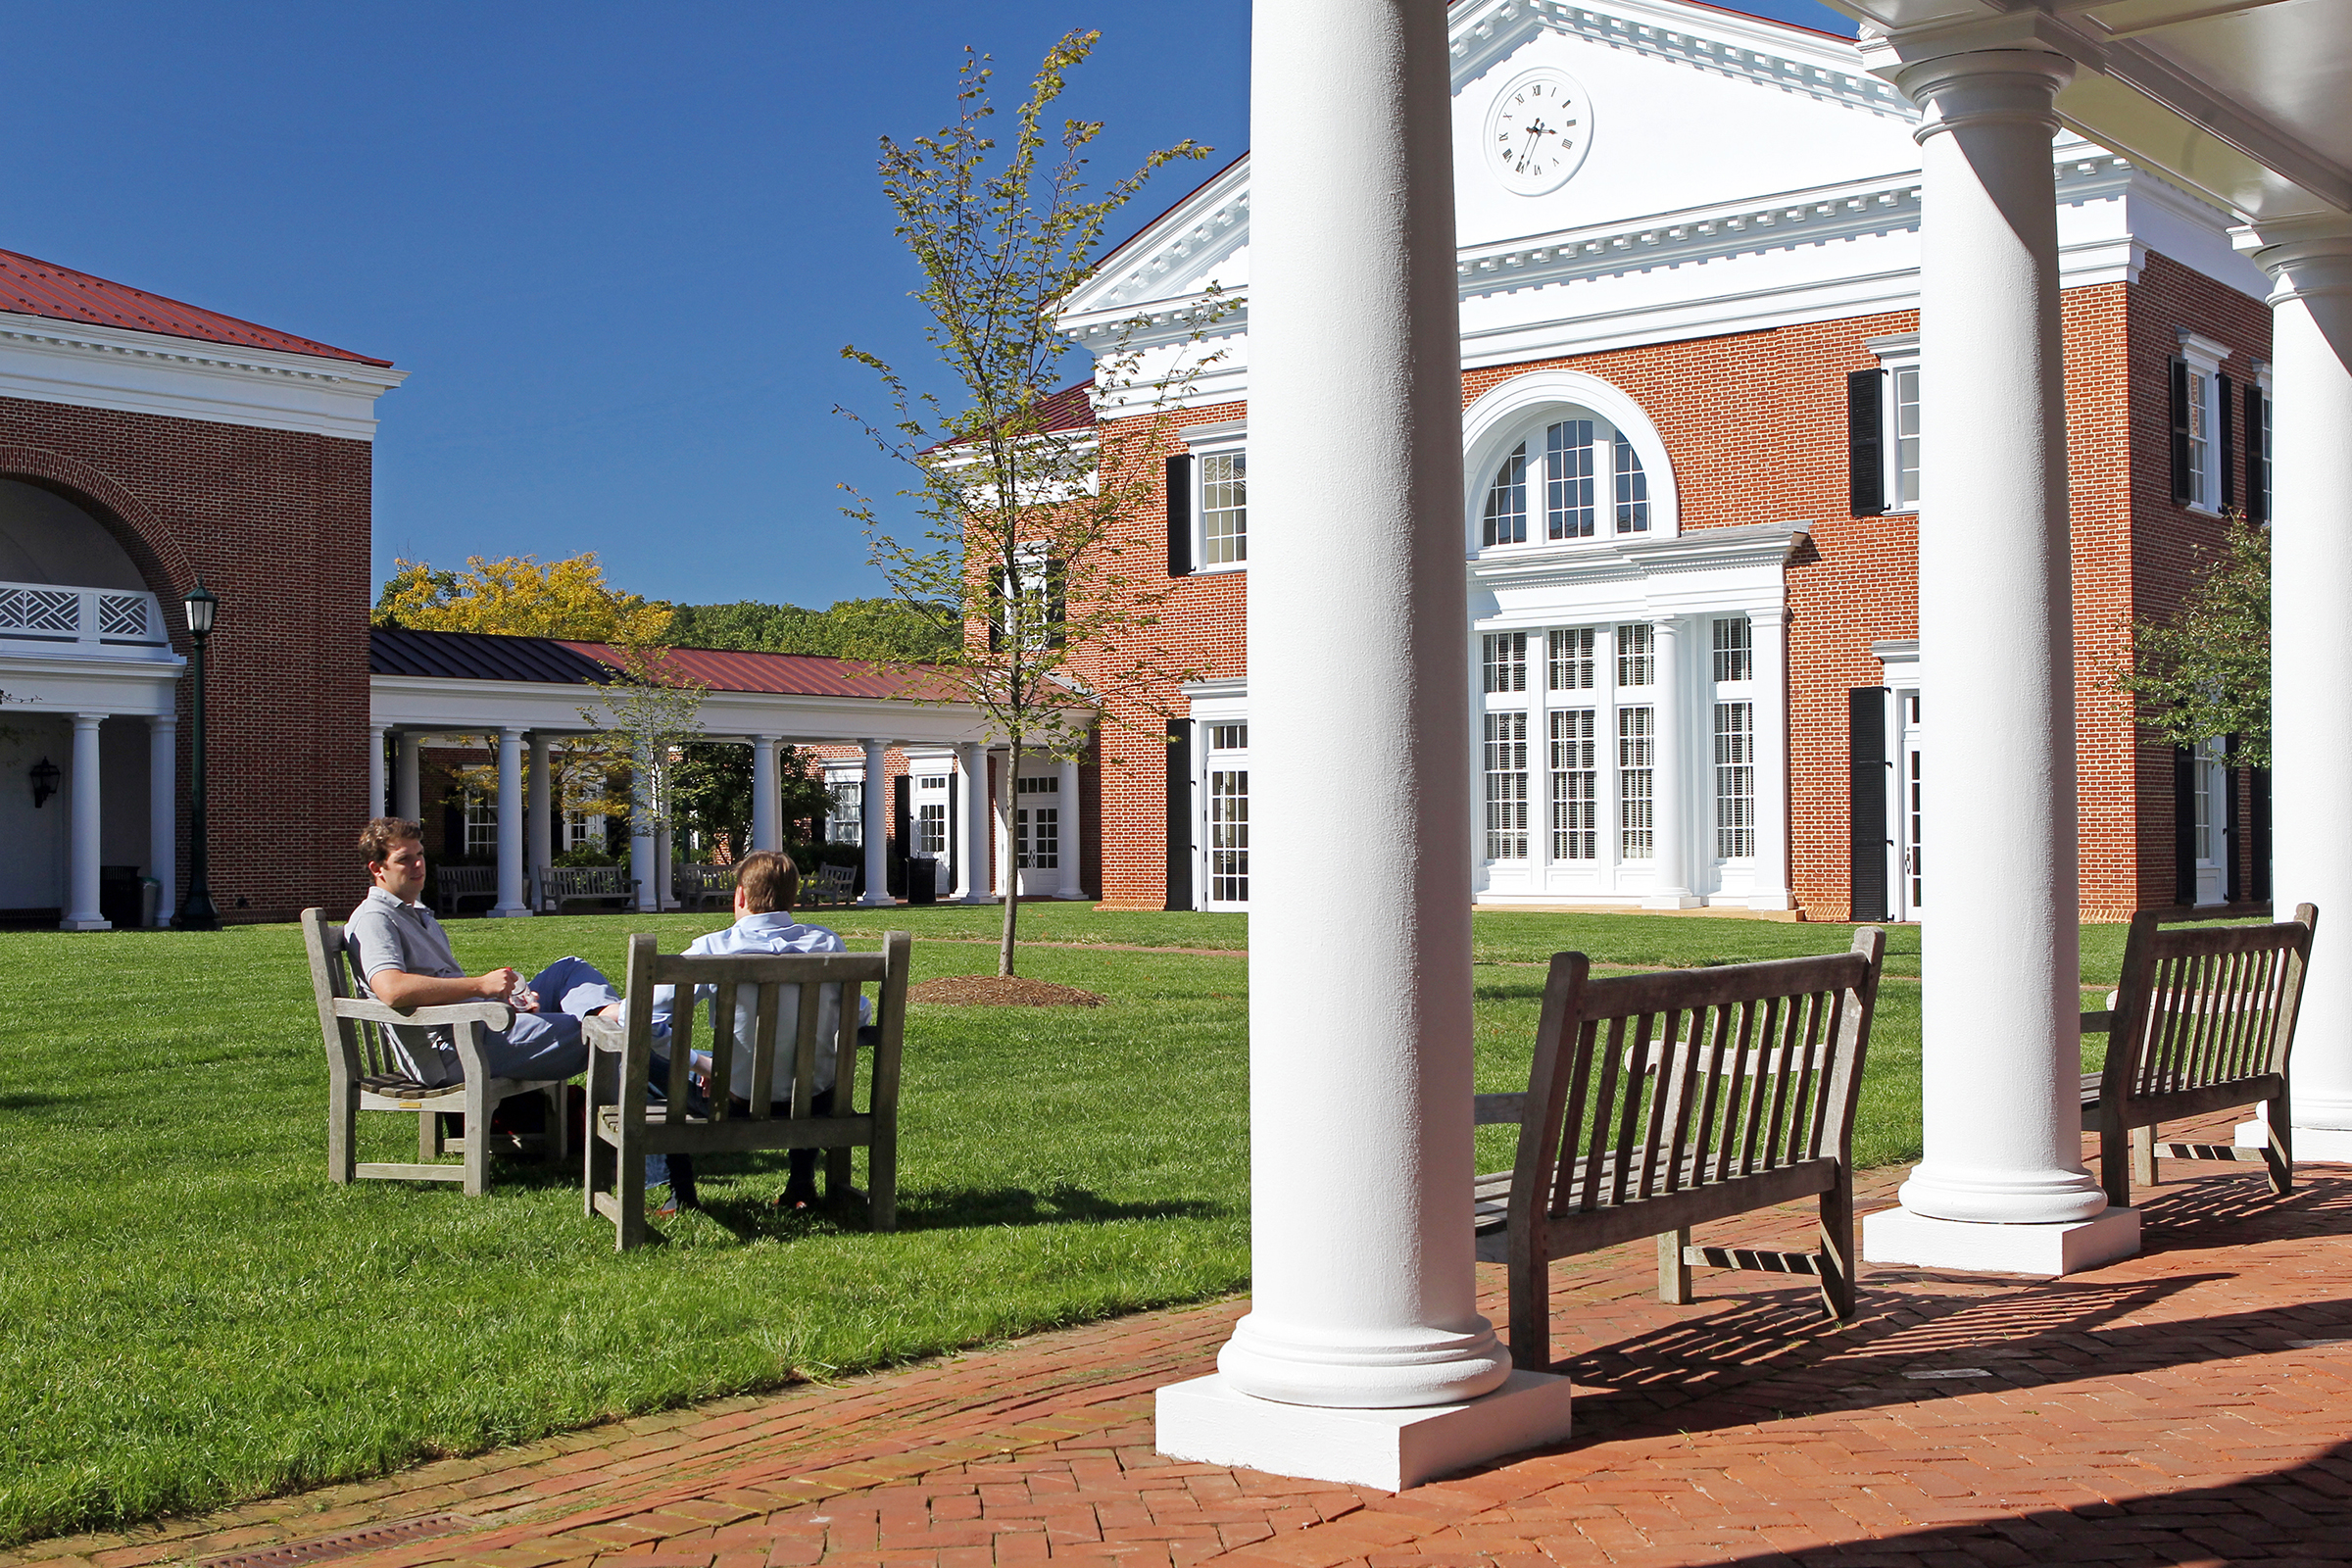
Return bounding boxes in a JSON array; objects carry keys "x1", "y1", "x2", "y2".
[{"x1": 55, "y1": 711, "x2": 176, "y2": 931}]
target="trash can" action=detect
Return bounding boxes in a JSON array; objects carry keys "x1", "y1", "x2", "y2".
[
  {"x1": 99, "y1": 864, "x2": 141, "y2": 930},
  {"x1": 906, "y1": 856, "x2": 938, "y2": 906},
  {"x1": 139, "y1": 876, "x2": 163, "y2": 928}
]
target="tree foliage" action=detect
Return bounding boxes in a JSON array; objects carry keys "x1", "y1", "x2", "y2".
[
  {"x1": 373, "y1": 552, "x2": 673, "y2": 645},
  {"x1": 840, "y1": 29, "x2": 1218, "y2": 975},
  {"x1": 2114, "y1": 510, "x2": 2271, "y2": 767},
  {"x1": 665, "y1": 597, "x2": 959, "y2": 661}
]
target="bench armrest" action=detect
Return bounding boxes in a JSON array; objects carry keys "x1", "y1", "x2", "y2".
[
  {"x1": 2081, "y1": 1010, "x2": 2114, "y2": 1034},
  {"x1": 332, "y1": 997, "x2": 514, "y2": 1030},
  {"x1": 584, "y1": 1013, "x2": 627, "y2": 1054},
  {"x1": 1474, "y1": 1092, "x2": 1528, "y2": 1126}
]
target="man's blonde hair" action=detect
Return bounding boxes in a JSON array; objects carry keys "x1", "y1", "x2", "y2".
[
  {"x1": 358, "y1": 816, "x2": 423, "y2": 866},
  {"x1": 734, "y1": 851, "x2": 800, "y2": 913}
]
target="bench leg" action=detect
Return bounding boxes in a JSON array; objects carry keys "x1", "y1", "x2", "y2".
[
  {"x1": 2098, "y1": 1118, "x2": 2132, "y2": 1210},
  {"x1": 1507, "y1": 1248, "x2": 1551, "y2": 1373},
  {"x1": 463, "y1": 1082, "x2": 491, "y2": 1197},
  {"x1": 327, "y1": 1076, "x2": 357, "y2": 1184},
  {"x1": 1657, "y1": 1229, "x2": 1692, "y2": 1305},
  {"x1": 2131, "y1": 1123, "x2": 2158, "y2": 1190},
  {"x1": 2264, "y1": 1087, "x2": 2294, "y2": 1197},
  {"x1": 419, "y1": 1107, "x2": 442, "y2": 1161},
  {"x1": 1818, "y1": 1168, "x2": 1856, "y2": 1321}
]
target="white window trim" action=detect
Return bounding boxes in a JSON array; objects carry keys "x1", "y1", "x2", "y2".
[
  {"x1": 1183, "y1": 677, "x2": 1251, "y2": 910},
  {"x1": 1866, "y1": 332, "x2": 1923, "y2": 514},
  {"x1": 1184, "y1": 419, "x2": 1248, "y2": 575},
  {"x1": 2254, "y1": 359, "x2": 2275, "y2": 521},
  {"x1": 2179, "y1": 328, "x2": 2230, "y2": 515},
  {"x1": 1460, "y1": 369, "x2": 1679, "y2": 553}
]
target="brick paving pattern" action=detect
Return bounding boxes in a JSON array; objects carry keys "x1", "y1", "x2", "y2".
[{"x1": 15, "y1": 1115, "x2": 2348, "y2": 1568}]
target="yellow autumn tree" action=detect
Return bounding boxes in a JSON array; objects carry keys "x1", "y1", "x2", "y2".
[{"x1": 372, "y1": 552, "x2": 673, "y2": 645}]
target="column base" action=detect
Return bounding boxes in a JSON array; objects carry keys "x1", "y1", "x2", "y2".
[
  {"x1": 489, "y1": 905, "x2": 535, "y2": 918},
  {"x1": 857, "y1": 896, "x2": 896, "y2": 907},
  {"x1": 1745, "y1": 891, "x2": 1795, "y2": 911},
  {"x1": 1054, "y1": 891, "x2": 1089, "y2": 901},
  {"x1": 1154, "y1": 1370, "x2": 1574, "y2": 1493},
  {"x1": 59, "y1": 917, "x2": 113, "y2": 932},
  {"x1": 1863, "y1": 1204, "x2": 2139, "y2": 1277},
  {"x1": 2238, "y1": 1117, "x2": 2352, "y2": 1161},
  {"x1": 1642, "y1": 893, "x2": 1702, "y2": 909}
]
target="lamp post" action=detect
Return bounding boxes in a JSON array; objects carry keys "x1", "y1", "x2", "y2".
[{"x1": 176, "y1": 581, "x2": 220, "y2": 932}]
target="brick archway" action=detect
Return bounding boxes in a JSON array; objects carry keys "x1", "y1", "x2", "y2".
[{"x1": 0, "y1": 444, "x2": 199, "y2": 624}]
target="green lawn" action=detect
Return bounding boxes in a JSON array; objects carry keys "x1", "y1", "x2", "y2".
[{"x1": 0, "y1": 906, "x2": 2120, "y2": 1546}]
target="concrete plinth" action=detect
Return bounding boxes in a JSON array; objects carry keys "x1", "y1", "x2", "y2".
[
  {"x1": 1863, "y1": 1204, "x2": 2139, "y2": 1277},
  {"x1": 2237, "y1": 1116, "x2": 2352, "y2": 1161},
  {"x1": 1155, "y1": 1371, "x2": 1575, "y2": 1493}
]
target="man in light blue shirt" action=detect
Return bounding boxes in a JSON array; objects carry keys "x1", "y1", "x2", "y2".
[{"x1": 646, "y1": 850, "x2": 870, "y2": 1210}]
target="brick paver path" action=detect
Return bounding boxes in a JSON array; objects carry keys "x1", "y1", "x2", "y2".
[{"x1": 14, "y1": 1114, "x2": 2348, "y2": 1568}]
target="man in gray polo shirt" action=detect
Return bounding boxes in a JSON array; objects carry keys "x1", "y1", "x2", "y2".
[{"x1": 345, "y1": 816, "x2": 623, "y2": 1087}]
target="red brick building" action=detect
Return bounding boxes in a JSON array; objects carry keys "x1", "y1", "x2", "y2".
[
  {"x1": 0, "y1": 248, "x2": 404, "y2": 925},
  {"x1": 1043, "y1": 0, "x2": 2273, "y2": 922}
]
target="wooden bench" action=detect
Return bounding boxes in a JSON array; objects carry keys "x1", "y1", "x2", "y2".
[
  {"x1": 1475, "y1": 927, "x2": 1886, "y2": 1370},
  {"x1": 804, "y1": 862, "x2": 858, "y2": 908},
  {"x1": 539, "y1": 864, "x2": 638, "y2": 914},
  {"x1": 583, "y1": 930, "x2": 910, "y2": 1249},
  {"x1": 2082, "y1": 903, "x2": 2317, "y2": 1208},
  {"x1": 430, "y1": 864, "x2": 499, "y2": 917},
  {"x1": 301, "y1": 907, "x2": 568, "y2": 1197},
  {"x1": 673, "y1": 862, "x2": 735, "y2": 911}
]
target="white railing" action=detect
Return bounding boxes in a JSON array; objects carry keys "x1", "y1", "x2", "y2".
[{"x1": 0, "y1": 580, "x2": 173, "y2": 660}]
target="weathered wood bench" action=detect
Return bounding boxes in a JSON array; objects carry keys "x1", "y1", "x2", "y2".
[
  {"x1": 2082, "y1": 903, "x2": 2317, "y2": 1207},
  {"x1": 301, "y1": 907, "x2": 567, "y2": 1197},
  {"x1": 1475, "y1": 927, "x2": 1886, "y2": 1369},
  {"x1": 673, "y1": 862, "x2": 735, "y2": 911},
  {"x1": 430, "y1": 864, "x2": 499, "y2": 917},
  {"x1": 803, "y1": 862, "x2": 858, "y2": 908},
  {"x1": 584, "y1": 930, "x2": 910, "y2": 1249},
  {"x1": 539, "y1": 864, "x2": 638, "y2": 914}
]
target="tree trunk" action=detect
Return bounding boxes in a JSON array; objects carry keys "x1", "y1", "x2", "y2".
[{"x1": 999, "y1": 731, "x2": 1020, "y2": 976}]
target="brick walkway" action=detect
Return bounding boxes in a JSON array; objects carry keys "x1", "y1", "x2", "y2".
[{"x1": 15, "y1": 1114, "x2": 2350, "y2": 1568}]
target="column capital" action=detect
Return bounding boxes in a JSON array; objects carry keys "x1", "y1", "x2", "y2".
[
  {"x1": 73, "y1": 710, "x2": 105, "y2": 726},
  {"x1": 499, "y1": 724, "x2": 527, "y2": 739},
  {"x1": 2233, "y1": 215, "x2": 2352, "y2": 304},
  {"x1": 148, "y1": 713, "x2": 176, "y2": 731}
]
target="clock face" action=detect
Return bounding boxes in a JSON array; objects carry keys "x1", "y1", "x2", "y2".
[{"x1": 1484, "y1": 67, "x2": 1592, "y2": 196}]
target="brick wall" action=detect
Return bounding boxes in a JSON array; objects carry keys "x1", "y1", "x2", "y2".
[{"x1": 0, "y1": 397, "x2": 372, "y2": 924}]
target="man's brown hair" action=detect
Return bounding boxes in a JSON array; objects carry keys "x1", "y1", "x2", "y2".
[
  {"x1": 358, "y1": 816, "x2": 423, "y2": 866},
  {"x1": 733, "y1": 850, "x2": 799, "y2": 913}
]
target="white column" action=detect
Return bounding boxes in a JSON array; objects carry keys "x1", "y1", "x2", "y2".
[
  {"x1": 527, "y1": 733, "x2": 553, "y2": 910},
  {"x1": 368, "y1": 723, "x2": 388, "y2": 819},
  {"x1": 1055, "y1": 755, "x2": 1085, "y2": 900},
  {"x1": 631, "y1": 742, "x2": 658, "y2": 912},
  {"x1": 956, "y1": 740, "x2": 991, "y2": 903},
  {"x1": 148, "y1": 715, "x2": 175, "y2": 928},
  {"x1": 394, "y1": 733, "x2": 421, "y2": 823},
  {"x1": 1644, "y1": 617, "x2": 1696, "y2": 907},
  {"x1": 491, "y1": 726, "x2": 531, "y2": 916},
  {"x1": 752, "y1": 735, "x2": 782, "y2": 853},
  {"x1": 62, "y1": 712, "x2": 108, "y2": 930},
  {"x1": 1156, "y1": 0, "x2": 1565, "y2": 1494},
  {"x1": 1749, "y1": 607, "x2": 1793, "y2": 910},
  {"x1": 2239, "y1": 216, "x2": 2352, "y2": 1160},
  {"x1": 1860, "y1": 39, "x2": 2135, "y2": 1276},
  {"x1": 858, "y1": 739, "x2": 892, "y2": 906}
]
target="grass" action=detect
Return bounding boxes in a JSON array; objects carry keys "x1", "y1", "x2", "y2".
[{"x1": 0, "y1": 905, "x2": 2126, "y2": 1546}]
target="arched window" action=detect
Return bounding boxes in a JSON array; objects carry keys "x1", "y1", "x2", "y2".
[{"x1": 1478, "y1": 415, "x2": 1651, "y2": 546}]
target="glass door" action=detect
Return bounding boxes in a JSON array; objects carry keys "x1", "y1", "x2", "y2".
[{"x1": 1897, "y1": 690, "x2": 1925, "y2": 921}]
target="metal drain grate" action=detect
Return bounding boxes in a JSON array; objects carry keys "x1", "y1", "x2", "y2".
[{"x1": 194, "y1": 1513, "x2": 476, "y2": 1568}]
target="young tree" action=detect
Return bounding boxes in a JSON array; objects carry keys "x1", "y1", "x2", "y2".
[
  {"x1": 841, "y1": 29, "x2": 1220, "y2": 976},
  {"x1": 2114, "y1": 510, "x2": 2271, "y2": 767},
  {"x1": 579, "y1": 641, "x2": 710, "y2": 899},
  {"x1": 374, "y1": 552, "x2": 672, "y2": 644}
]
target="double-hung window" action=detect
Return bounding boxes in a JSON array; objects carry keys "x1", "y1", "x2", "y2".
[
  {"x1": 915, "y1": 773, "x2": 949, "y2": 858},
  {"x1": 465, "y1": 793, "x2": 497, "y2": 858},
  {"x1": 1854, "y1": 334, "x2": 1922, "y2": 514},
  {"x1": 1480, "y1": 412, "x2": 1653, "y2": 547},
  {"x1": 1484, "y1": 713, "x2": 1530, "y2": 860},
  {"x1": 1200, "y1": 451, "x2": 1247, "y2": 565},
  {"x1": 826, "y1": 776, "x2": 863, "y2": 845},
  {"x1": 1205, "y1": 722, "x2": 1249, "y2": 905},
  {"x1": 2174, "y1": 331, "x2": 2231, "y2": 514},
  {"x1": 1616, "y1": 708, "x2": 1655, "y2": 861},
  {"x1": 1549, "y1": 709, "x2": 1597, "y2": 861},
  {"x1": 1710, "y1": 615, "x2": 1757, "y2": 860},
  {"x1": 1483, "y1": 631, "x2": 1529, "y2": 694},
  {"x1": 1549, "y1": 627, "x2": 1595, "y2": 692}
]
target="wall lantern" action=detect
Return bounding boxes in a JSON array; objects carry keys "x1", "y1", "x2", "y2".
[
  {"x1": 182, "y1": 581, "x2": 220, "y2": 638},
  {"x1": 29, "y1": 756, "x2": 59, "y2": 809}
]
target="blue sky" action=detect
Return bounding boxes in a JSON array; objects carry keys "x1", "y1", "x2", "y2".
[{"x1": 3, "y1": 1, "x2": 1851, "y2": 612}]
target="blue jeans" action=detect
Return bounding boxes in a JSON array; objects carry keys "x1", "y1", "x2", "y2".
[{"x1": 479, "y1": 956, "x2": 622, "y2": 1081}]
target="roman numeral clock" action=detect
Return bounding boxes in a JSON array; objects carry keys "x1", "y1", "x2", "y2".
[{"x1": 1484, "y1": 66, "x2": 1592, "y2": 196}]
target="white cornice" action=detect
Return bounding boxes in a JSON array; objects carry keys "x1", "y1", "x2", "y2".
[
  {"x1": 0, "y1": 312, "x2": 406, "y2": 442},
  {"x1": 1470, "y1": 520, "x2": 1810, "y2": 592}
]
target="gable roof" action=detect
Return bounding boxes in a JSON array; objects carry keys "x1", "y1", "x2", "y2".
[
  {"x1": 370, "y1": 626, "x2": 959, "y2": 702},
  {"x1": 0, "y1": 247, "x2": 391, "y2": 367}
]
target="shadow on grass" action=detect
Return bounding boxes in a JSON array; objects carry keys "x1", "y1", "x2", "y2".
[
  {"x1": 0, "y1": 1092, "x2": 66, "y2": 1111},
  {"x1": 637, "y1": 1177, "x2": 1227, "y2": 1246}
]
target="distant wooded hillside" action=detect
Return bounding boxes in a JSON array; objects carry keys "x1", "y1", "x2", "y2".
[{"x1": 664, "y1": 597, "x2": 959, "y2": 661}]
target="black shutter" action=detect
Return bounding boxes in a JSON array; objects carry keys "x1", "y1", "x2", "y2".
[
  {"x1": 1164, "y1": 719, "x2": 1193, "y2": 911},
  {"x1": 1046, "y1": 556, "x2": 1067, "y2": 649},
  {"x1": 1166, "y1": 454, "x2": 1194, "y2": 577},
  {"x1": 2245, "y1": 382, "x2": 2268, "y2": 524},
  {"x1": 986, "y1": 574, "x2": 1003, "y2": 653},
  {"x1": 947, "y1": 770, "x2": 959, "y2": 893},
  {"x1": 2251, "y1": 765, "x2": 2273, "y2": 903},
  {"x1": 2174, "y1": 746, "x2": 2197, "y2": 905},
  {"x1": 2224, "y1": 735, "x2": 2243, "y2": 904},
  {"x1": 1848, "y1": 688, "x2": 1888, "y2": 922},
  {"x1": 2218, "y1": 373, "x2": 2236, "y2": 509},
  {"x1": 1846, "y1": 369, "x2": 1884, "y2": 517},
  {"x1": 2170, "y1": 359, "x2": 2192, "y2": 505}
]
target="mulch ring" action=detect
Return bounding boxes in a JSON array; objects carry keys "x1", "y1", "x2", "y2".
[{"x1": 906, "y1": 974, "x2": 1106, "y2": 1007}]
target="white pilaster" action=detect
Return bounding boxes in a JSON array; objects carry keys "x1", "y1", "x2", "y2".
[
  {"x1": 62, "y1": 712, "x2": 109, "y2": 931},
  {"x1": 148, "y1": 715, "x2": 174, "y2": 928},
  {"x1": 527, "y1": 733, "x2": 553, "y2": 910},
  {"x1": 368, "y1": 723, "x2": 388, "y2": 819},
  {"x1": 1159, "y1": 0, "x2": 1562, "y2": 1492},
  {"x1": 957, "y1": 740, "x2": 991, "y2": 903},
  {"x1": 631, "y1": 742, "x2": 658, "y2": 912},
  {"x1": 1056, "y1": 755, "x2": 1084, "y2": 900},
  {"x1": 1860, "y1": 37, "x2": 2134, "y2": 1274},
  {"x1": 1748, "y1": 607, "x2": 1793, "y2": 911},
  {"x1": 752, "y1": 735, "x2": 782, "y2": 853},
  {"x1": 491, "y1": 726, "x2": 531, "y2": 917},
  {"x1": 858, "y1": 739, "x2": 892, "y2": 906},
  {"x1": 1644, "y1": 616, "x2": 1697, "y2": 907},
  {"x1": 394, "y1": 733, "x2": 421, "y2": 823},
  {"x1": 2239, "y1": 215, "x2": 2352, "y2": 1160}
]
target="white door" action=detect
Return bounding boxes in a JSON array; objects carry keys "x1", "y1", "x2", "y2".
[
  {"x1": 1896, "y1": 689, "x2": 1925, "y2": 921},
  {"x1": 1199, "y1": 721, "x2": 1250, "y2": 909},
  {"x1": 1013, "y1": 772, "x2": 1062, "y2": 896},
  {"x1": 2192, "y1": 738, "x2": 2228, "y2": 906}
]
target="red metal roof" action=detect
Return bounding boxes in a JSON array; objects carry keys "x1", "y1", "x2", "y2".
[
  {"x1": 0, "y1": 248, "x2": 391, "y2": 367},
  {"x1": 1034, "y1": 378, "x2": 1097, "y2": 433},
  {"x1": 559, "y1": 642, "x2": 964, "y2": 702}
]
